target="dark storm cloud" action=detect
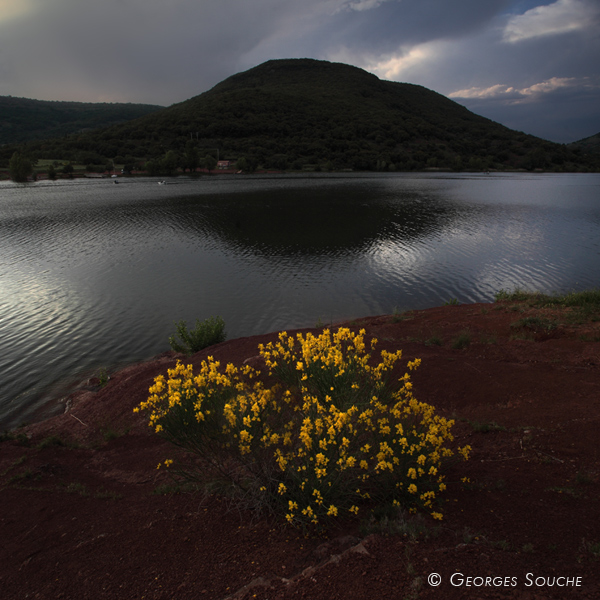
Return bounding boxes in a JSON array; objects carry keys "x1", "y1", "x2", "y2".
[
  {"x1": 239, "y1": 0, "x2": 515, "y2": 68},
  {"x1": 0, "y1": 0, "x2": 293, "y2": 104},
  {"x1": 325, "y1": 0, "x2": 515, "y2": 51}
]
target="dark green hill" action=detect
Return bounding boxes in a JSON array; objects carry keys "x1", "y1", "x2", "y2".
[
  {"x1": 0, "y1": 96, "x2": 163, "y2": 145},
  {"x1": 4, "y1": 59, "x2": 597, "y2": 172},
  {"x1": 569, "y1": 132, "x2": 600, "y2": 154}
]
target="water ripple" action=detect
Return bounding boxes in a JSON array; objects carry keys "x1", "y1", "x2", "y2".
[{"x1": 1, "y1": 174, "x2": 600, "y2": 429}]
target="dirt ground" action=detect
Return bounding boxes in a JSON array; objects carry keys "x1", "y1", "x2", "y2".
[{"x1": 1, "y1": 300, "x2": 599, "y2": 599}]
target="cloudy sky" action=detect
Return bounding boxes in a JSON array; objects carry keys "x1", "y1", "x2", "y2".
[{"x1": 1, "y1": 0, "x2": 599, "y2": 143}]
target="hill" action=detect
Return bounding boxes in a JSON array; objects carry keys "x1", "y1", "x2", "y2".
[
  {"x1": 569, "y1": 131, "x2": 600, "y2": 154},
  {"x1": 3, "y1": 59, "x2": 598, "y2": 172},
  {"x1": 0, "y1": 96, "x2": 163, "y2": 145}
]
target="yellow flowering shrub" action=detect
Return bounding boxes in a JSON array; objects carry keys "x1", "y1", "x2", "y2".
[{"x1": 135, "y1": 327, "x2": 470, "y2": 527}]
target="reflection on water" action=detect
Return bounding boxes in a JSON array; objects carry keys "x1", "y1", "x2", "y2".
[
  {"x1": 175, "y1": 186, "x2": 461, "y2": 256},
  {"x1": 1, "y1": 173, "x2": 599, "y2": 429}
]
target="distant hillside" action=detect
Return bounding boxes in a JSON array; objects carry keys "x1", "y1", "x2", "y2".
[
  {"x1": 569, "y1": 132, "x2": 600, "y2": 154},
  {"x1": 0, "y1": 96, "x2": 163, "y2": 145},
  {"x1": 2, "y1": 59, "x2": 598, "y2": 172}
]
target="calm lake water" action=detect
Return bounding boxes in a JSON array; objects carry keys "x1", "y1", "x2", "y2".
[{"x1": 1, "y1": 172, "x2": 599, "y2": 429}]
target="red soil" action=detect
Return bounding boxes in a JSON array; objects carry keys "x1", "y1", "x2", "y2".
[{"x1": 1, "y1": 301, "x2": 599, "y2": 599}]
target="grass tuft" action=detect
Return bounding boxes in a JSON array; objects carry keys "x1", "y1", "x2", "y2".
[
  {"x1": 361, "y1": 505, "x2": 436, "y2": 540},
  {"x1": 496, "y1": 288, "x2": 600, "y2": 309},
  {"x1": 37, "y1": 435, "x2": 67, "y2": 449},
  {"x1": 451, "y1": 330, "x2": 471, "y2": 350},
  {"x1": 425, "y1": 335, "x2": 443, "y2": 346},
  {"x1": 65, "y1": 482, "x2": 89, "y2": 497},
  {"x1": 510, "y1": 316, "x2": 557, "y2": 333},
  {"x1": 391, "y1": 307, "x2": 414, "y2": 322},
  {"x1": 469, "y1": 420, "x2": 506, "y2": 433}
]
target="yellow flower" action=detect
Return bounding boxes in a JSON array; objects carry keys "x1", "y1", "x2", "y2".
[
  {"x1": 327, "y1": 505, "x2": 338, "y2": 517},
  {"x1": 278, "y1": 483, "x2": 287, "y2": 495},
  {"x1": 239, "y1": 430, "x2": 252, "y2": 443},
  {"x1": 315, "y1": 453, "x2": 328, "y2": 466},
  {"x1": 459, "y1": 445, "x2": 471, "y2": 460}
]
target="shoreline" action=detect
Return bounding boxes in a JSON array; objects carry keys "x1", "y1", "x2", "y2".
[
  {"x1": 14, "y1": 292, "x2": 600, "y2": 439},
  {"x1": 3, "y1": 167, "x2": 600, "y2": 183},
  {"x1": 5, "y1": 288, "x2": 600, "y2": 434}
]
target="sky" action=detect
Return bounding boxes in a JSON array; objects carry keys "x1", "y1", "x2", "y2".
[{"x1": 1, "y1": 0, "x2": 599, "y2": 143}]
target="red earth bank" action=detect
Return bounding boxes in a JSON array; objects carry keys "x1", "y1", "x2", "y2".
[{"x1": 1, "y1": 301, "x2": 599, "y2": 599}]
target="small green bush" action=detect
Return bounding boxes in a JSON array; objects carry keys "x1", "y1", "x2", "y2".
[
  {"x1": 169, "y1": 316, "x2": 226, "y2": 355},
  {"x1": 97, "y1": 367, "x2": 109, "y2": 388}
]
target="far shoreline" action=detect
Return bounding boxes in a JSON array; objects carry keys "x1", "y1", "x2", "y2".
[{"x1": 3, "y1": 167, "x2": 600, "y2": 182}]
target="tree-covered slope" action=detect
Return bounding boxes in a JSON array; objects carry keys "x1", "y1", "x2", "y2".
[
  {"x1": 569, "y1": 132, "x2": 600, "y2": 154},
  {"x1": 4, "y1": 59, "x2": 597, "y2": 172},
  {"x1": 0, "y1": 96, "x2": 163, "y2": 144}
]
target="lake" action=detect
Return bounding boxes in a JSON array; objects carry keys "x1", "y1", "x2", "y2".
[{"x1": 1, "y1": 172, "x2": 599, "y2": 429}]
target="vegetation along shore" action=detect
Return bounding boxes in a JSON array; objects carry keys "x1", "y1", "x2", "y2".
[{"x1": 1, "y1": 290, "x2": 599, "y2": 599}]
